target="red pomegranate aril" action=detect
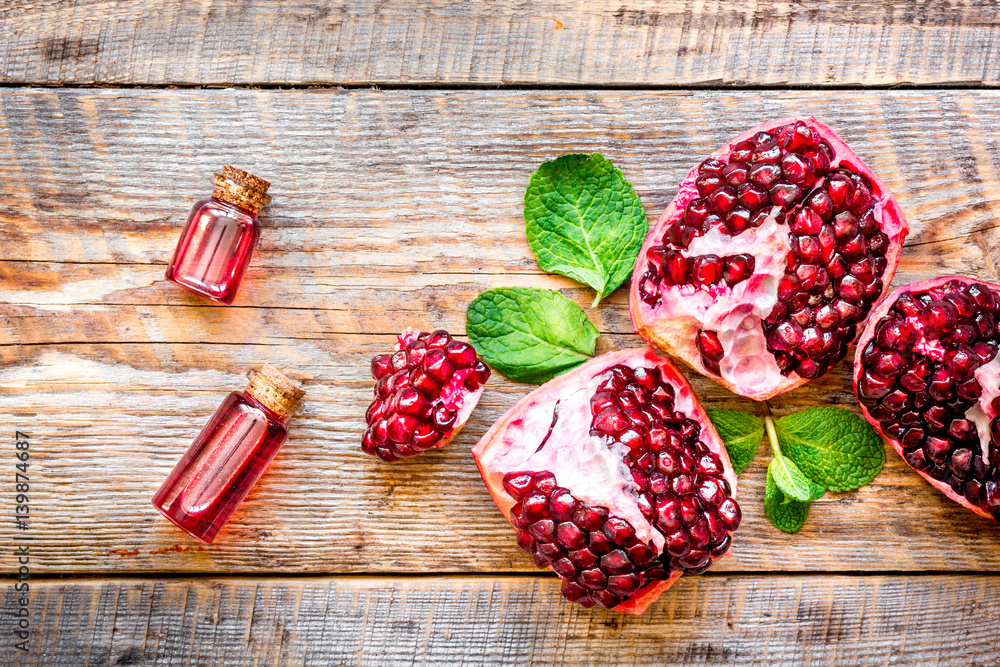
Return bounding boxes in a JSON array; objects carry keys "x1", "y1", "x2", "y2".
[
  {"x1": 781, "y1": 152, "x2": 815, "y2": 185},
  {"x1": 665, "y1": 251, "x2": 688, "y2": 284},
  {"x1": 700, "y1": 158, "x2": 726, "y2": 174},
  {"x1": 921, "y1": 302, "x2": 958, "y2": 338},
  {"x1": 730, "y1": 140, "x2": 755, "y2": 162},
  {"x1": 838, "y1": 275, "x2": 866, "y2": 303},
  {"x1": 446, "y1": 340, "x2": 478, "y2": 367},
  {"x1": 689, "y1": 255, "x2": 722, "y2": 286},
  {"x1": 791, "y1": 208, "x2": 823, "y2": 235},
  {"x1": 696, "y1": 174, "x2": 722, "y2": 197},
  {"x1": 751, "y1": 141, "x2": 782, "y2": 164},
  {"x1": 372, "y1": 355, "x2": 393, "y2": 379},
  {"x1": 667, "y1": 224, "x2": 697, "y2": 250},
  {"x1": 841, "y1": 234, "x2": 867, "y2": 262},
  {"x1": 780, "y1": 121, "x2": 817, "y2": 150},
  {"x1": 697, "y1": 330, "x2": 725, "y2": 362},
  {"x1": 726, "y1": 208, "x2": 751, "y2": 235},
  {"x1": 769, "y1": 321, "x2": 804, "y2": 350},
  {"x1": 707, "y1": 187, "x2": 738, "y2": 215},
  {"x1": 722, "y1": 163, "x2": 750, "y2": 187}
]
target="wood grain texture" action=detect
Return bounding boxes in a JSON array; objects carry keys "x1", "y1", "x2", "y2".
[
  {"x1": 3, "y1": 89, "x2": 1000, "y2": 574},
  {"x1": 2, "y1": 1, "x2": 1000, "y2": 86},
  {"x1": 3, "y1": 575, "x2": 1000, "y2": 666}
]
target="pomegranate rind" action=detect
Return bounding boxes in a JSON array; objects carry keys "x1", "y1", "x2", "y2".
[
  {"x1": 853, "y1": 275, "x2": 995, "y2": 520},
  {"x1": 629, "y1": 116, "x2": 909, "y2": 401},
  {"x1": 472, "y1": 346, "x2": 736, "y2": 614},
  {"x1": 436, "y1": 384, "x2": 486, "y2": 450}
]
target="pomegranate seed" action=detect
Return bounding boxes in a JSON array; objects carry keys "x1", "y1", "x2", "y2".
[
  {"x1": 791, "y1": 208, "x2": 823, "y2": 234},
  {"x1": 700, "y1": 158, "x2": 726, "y2": 174},
  {"x1": 685, "y1": 199, "x2": 710, "y2": 228},
  {"x1": 769, "y1": 181, "x2": 802, "y2": 209},
  {"x1": 697, "y1": 329, "x2": 725, "y2": 361},
  {"x1": 751, "y1": 141, "x2": 782, "y2": 164},
  {"x1": 371, "y1": 354, "x2": 393, "y2": 379},
  {"x1": 426, "y1": 330, "x2": 451, "y2": 348},
  {"x1": 579, "y1": 568, "x2": 607, "y2": 590},
  {"x1": 838, "y1": 275, "x2": 866, "y2": 303},
  {"x1": 737, "y1": 183, "x2": 768, "y2": 210},
  {"x1": 690, "y1": 255, "x2": 722, "y2": 287},
  {"x1": 717, "y1": 498, "x2": 741, "y2": 531},
  {"x1": 503, "y1": 472, "x2": 534, "y2": 499},
  {"x1": 722, "y1": 162, "x2": 749, "y2": 187},
  {"x1": 749, "y1": 162, "x2": 782, "y2": 188},
  {"x1": 808, "y1": 189, "x2": 834, "y2": 221},
  {"x1": 424, "y1": 348, "x2": 455, "y2": 382},
  {"x1": 667, "y1": 224, "x2": 697, "y2": 249},
  {"x1": 768, "y1": 320, "x2": 804, "y2": 350},
  {"x1": 552, "y1": 557, "x2": 578, "y2": 579},
  {"x1": 665, "y1": 251, "x2": 688, "y2": 284},
  {"x1": 730, "y1": 140, "x2": 755, "y2": 161},
  {"x1": 707, "y1": 186, "x2": 738, "y2": 214},
  {"x1": 920, "y1": 302, "x2": 958, "y2": 337},
  {"x1": 529, "y1": 519, "x2": 557, "y2": 542},
  {"x1": 573, "y1": 505, "x2": 607, "y2": 532},
  {"x1": 445, "y1": 340, "x2": 477, "y2": 367},
  {"x1": 725, "y1": 207, "x2": 751, "y2": 235},
  {"x1": 723, "y1": 254, "x2": 755, "y2": 286},
  {"x1": 781, "y1": 152, "x2": 815, "y2": 185}
]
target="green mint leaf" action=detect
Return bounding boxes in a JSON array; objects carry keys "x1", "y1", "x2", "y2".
[
  {"x1": 769, "y1": 449, "x2": 825, "y2": 502},
  {"x1": 705, "y1": 408, "x2": 763, "y2": 475},
  {"x1": 466, "y1": 287, "x2": 599, "y2": 384},
  {"x1": 524, "y1": 153, "x2": 647, "y2": 305},
  {"x1": 774, "y1": 407, "x2": 886, "y2": 493},
  {"x1": 764, "y1": 464, "x2": 811, "y2": 534}
]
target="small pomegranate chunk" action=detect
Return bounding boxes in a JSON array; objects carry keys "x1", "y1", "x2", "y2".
[
  {"x1": 855, "y1": 277, "x2": 1000, "y2": 521},
  {"x1": 473, "y1": 347, "x2": 739, "y2": 614},
  {"x1": 631, "y1": 116, "x2": 909, "y2": 400},
  {"x1": 363, "y1": 328, "x2": 490, "y2": 461}
]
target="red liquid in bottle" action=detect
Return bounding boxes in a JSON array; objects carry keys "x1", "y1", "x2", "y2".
[
  {"x1": 165, "y1": 166, "x2": 271, "y2": 305},
  {"x1": 152, "y1": 365, "x2": 304, "y2": 543}
]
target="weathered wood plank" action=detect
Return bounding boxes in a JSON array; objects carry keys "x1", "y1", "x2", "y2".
[
  {"x1": 2, "y1": 575, "x2": 998, "y2": 666},
  {"x1": 3, "y1": 89, "x2": 1000, "y2": 574},
  {"x1": 3, "y1": 89, "x2": 1000, "y2": 267},
  {"x1": 2, "y1": 339, "x2": 1000, "y2": 575},
  {"x1": 2, "y1": 1, "x2": 1000, "y2": 86}
]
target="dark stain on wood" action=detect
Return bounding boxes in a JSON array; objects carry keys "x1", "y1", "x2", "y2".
[{"x1": 41, "y1": 36, "x2": 99, "y2": 62}]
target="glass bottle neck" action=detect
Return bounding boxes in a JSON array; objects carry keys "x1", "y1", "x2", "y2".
[
  {"x1": 239, "y1": 390, "x2": 288, "y2": 424},
  {"x1": 209, "y1": 195, "x2": 259, "y2": 218}
]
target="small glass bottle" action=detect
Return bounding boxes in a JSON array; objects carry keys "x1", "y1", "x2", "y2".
[
  {"x1": 152, "y1": 364, "x2": 305, "y2": 543},
  {"x1": 165, "y1": 166, "x2": 272, "y2": 304}
]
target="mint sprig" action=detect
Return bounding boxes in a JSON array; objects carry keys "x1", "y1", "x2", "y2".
[
  {"x1": 705, "y1": 408, "x2": 763, "y2": 475},
  {"x1": 774, "y1": 407, "x2": 885, "y2": 492},
  {"x1": 707, "y1": 404, "x2": 884, "y2": 534},
  {"x1": 467, "y1": 287, "x2": 599, "y2": 384},
  {"x1": 764, "y1": 466, "x2": 811, "y2": 534},
  {"x1": 524, "y1": 153, "x2": 647, "y2": 306},
  {"x1": 765, "y1": 408, "x2": 826, "y2": 502}
]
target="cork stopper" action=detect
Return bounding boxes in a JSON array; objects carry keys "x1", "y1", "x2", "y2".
[
  {"x1": 212, "y1": 166, "x2": 272, "y2": 214},
  {"x1": 244, "y1": 364, "x2": 305, "y2": 420}
]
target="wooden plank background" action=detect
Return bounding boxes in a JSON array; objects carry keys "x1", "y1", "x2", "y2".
[
  {"x1": 1, "y1": 1, "x2": 999, "y2": 86},
  {"x1": 3, "y1": 2, "x2": 1000, "y2": 665},
  {"x1": 2, "y1": 575, "x2": 999, "y2": 666}
]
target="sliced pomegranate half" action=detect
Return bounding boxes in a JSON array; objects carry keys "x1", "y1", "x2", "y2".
[
  {"x1": 473, "y1": 347, "x2": 740, "y2": 614},
  {"x1": 855, "y1": 277, "x2": 1000, "y2": 521},
  {"x1": 363, "y1": 328, "x2": 490, "y2": 461},
  {"x1": 630, "y1": 117, "x2": 909, "y2": 400}
]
